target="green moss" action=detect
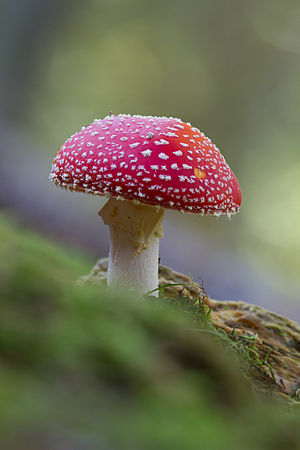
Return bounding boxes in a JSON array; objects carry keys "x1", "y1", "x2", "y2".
[
  {"x1": 156, "y1": 286, "x2": 280, "y2": 397},
  {"x1": 0, "y1": 212, "x2": 300, "y2": 450}
]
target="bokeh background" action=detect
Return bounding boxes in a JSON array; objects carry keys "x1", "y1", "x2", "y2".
[{"x1": 1, "y1": 0, "x2": 300, "y2": 320}]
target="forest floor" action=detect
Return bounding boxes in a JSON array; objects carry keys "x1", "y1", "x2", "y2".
[{"x1": 0, "y1": 212, "x2": 299, "y2": 450}]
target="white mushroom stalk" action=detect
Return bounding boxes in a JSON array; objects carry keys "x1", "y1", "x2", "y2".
[{"x1": 99, "y1": 197, "x2": 164, "y2": 296}]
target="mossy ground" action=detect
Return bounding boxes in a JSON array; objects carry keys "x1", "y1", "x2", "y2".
[{"x1": 0, "y1": 212, "x2": 300, "y2": 450}]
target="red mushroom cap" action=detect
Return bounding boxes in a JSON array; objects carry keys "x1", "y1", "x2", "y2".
[{"x1": 50, "y1": 114, "x2": 241, "y2": 215}]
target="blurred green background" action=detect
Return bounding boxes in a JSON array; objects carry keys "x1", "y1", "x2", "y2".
[
  {"x1": 1, "y1": 2, "x2": 300, "y2": 448},
  {"x1": 1, "y1": 0, "x2": 300, "y2": 319}
]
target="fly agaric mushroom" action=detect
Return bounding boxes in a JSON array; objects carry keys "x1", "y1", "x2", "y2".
[{"x1": 50, "y1": 114, "x2": 241, "y2": 296}]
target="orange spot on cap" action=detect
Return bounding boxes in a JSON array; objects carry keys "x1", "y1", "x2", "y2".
[{"x1": 194, "y1": 167, "x2": 206, "y2": 180}]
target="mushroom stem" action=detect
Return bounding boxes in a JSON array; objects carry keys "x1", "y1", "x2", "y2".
[
  {"x1": 99, "y1": 197, "x2": 164, "y2": 296},
  {"x1": 107, "y1": 226, "x2": 160, "y2": 295}
]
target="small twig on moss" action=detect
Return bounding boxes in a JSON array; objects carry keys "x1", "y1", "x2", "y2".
[
  {"x1": 144, "y1": 282, "x2": 195, "y2": 298},
  {"x1": 230, "y1": 323, "x2": 243, "y2": 336}
]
